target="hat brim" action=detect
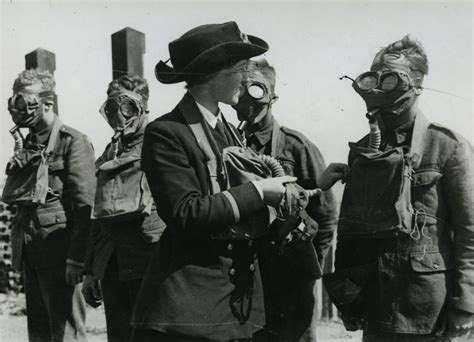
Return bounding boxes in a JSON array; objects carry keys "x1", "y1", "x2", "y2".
[{"x1": 155, "y1": 35, "x2": 268, "y2": 84}]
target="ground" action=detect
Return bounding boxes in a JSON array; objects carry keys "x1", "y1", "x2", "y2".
[{"x1": 0, "y1": 292, "x2": 361, "y2": 342}]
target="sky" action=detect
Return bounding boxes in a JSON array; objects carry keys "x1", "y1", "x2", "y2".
[{"x1": 1, "y1": 0, "x2": 473, "y2": 198}]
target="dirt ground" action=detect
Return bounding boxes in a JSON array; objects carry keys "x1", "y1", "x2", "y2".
[{"x1": 0, "y1": 293, "x2": 361, "y2": 342}]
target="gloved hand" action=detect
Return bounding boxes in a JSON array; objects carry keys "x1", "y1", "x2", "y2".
[
  {"x1": 65, "y1": 263, "x2": 84, "y2": 286},
  {"x1": 318, "y1": 163, "x2": 350, "y2": 191},
  {"x1": 256, "y1": 175, "x2": 297, "y2": 208},
  {"x1": 81, "y1": 274, "x2": 103, "y2": 308},
  {"x1": 435, "y1": 308, "x2": 473, "y2": 338}
]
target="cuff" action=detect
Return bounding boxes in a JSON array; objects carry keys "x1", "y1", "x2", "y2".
[
  {"x1": 251, "y1": 181, "x2": 264, "y2": 200},
  {"x1": 66, "y1": 259, "x2": 85, "y2": 268},
  {"x1": 450, "y1": 296, "x2": 474, "y2": 314},
  {"x1": 222, "y1": 191, "x2": 240, "y2": 223},
  {"x1": 227, "y1": 182, "x2": 266, "y2": 220}
]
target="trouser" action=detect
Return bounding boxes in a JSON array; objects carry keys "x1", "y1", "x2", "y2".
[
  {"x1": 23, "y1": 260, "x2": 87, "y2": 342},
  {"x1": 255, "y1": 241, "x2": 318, "y2": 342},
  {"x1": 130, "y1": 329, "x2": 254, "y2": 342},
  {"x1": 101, "y1": 256, "x2": 143, "y2": 342},
  {"x1": 363, "y1": 331, "x2": 458, "y2": 342}
]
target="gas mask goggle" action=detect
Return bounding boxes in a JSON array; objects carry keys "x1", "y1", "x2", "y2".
[
  {"x1": 8, "y1": 91, "x2": 53, "y2": 128},
  {"x1": 99, "y1": 90, "x2": 146, "y2": 141}
]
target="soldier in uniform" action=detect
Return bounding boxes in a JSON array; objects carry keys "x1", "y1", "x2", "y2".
[
  {"x1": 4, "y1": 69, "x2": 95, "y2": 341},
  {"x1": 232, "y1": 59, "x2": 343, "y2": 342},
  {"x1": 334, "y1": 36, "x2": 474, "y2": 341},
  {"x1": 81, "y1": 75, "x2": 166, "y2": 342},
  {"x1": 130, "y1": 22, "x2": 298, "y2": 341}
]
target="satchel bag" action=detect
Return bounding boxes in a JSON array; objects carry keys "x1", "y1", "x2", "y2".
[
  {"x1": 92, "y1": 149, "x2": 152, "y2": 223},
  {"x1": 2, "y1": 121, "x2": 61, "y2": 206},
  {"x1": 338, "y1": 144, "x2": 414, "y2": 237}
]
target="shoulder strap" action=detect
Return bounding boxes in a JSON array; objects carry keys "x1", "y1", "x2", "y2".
[
  {"x1": 409, "y1": 111, "x2": 429, "y2": 170},
  {"x1": 187, "y1": 123, "x2": 222, "y2": 195},
  {"x1": 44, "y1": 119, "x2": 62, "y2": 156},
  {"x1": 221, "y1": 115, "x2": 244, "y2": 147},
  {"x1": 270, "y1": 121, "x2": 284, "y2": 158}
]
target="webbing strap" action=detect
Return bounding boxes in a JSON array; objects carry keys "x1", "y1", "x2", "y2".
[
  {"x1": 270, "y1": 121, "x2": 284, "y2": 158},
  {"x1": 45, "y1": 119, "x2": 62, "y2": 156},
  {"x1": 188, "y1": 123, "x2": 221, "y2": 195}
]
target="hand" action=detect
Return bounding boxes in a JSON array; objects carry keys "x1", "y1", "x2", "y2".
[
  {"x1": 81, "y1": 275, "x2": 103, "y2": 308},
  {"x1": 257, "y1": 176, "x2": 297, "y2": 208},
  {"x1": 317, "y1": 163, "x2": 350, "y2": 191},
  {"x1": 65, "y1": 263, "x2": 84, "y2": 286},
  {"x1": 435, "y1": 308, "x2": 473, "y2": 338}
]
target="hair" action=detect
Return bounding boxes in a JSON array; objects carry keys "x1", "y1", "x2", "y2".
[
  {"x1": 107, "y1": 75, "x2": 149, "y2": 102},
  {"x1": 184, "y1": 73, "x2": 216, "y2": 89},
  {"x1": 248, "y1": 59, "x2": 276, "y2": 94},
  {"x1": 184, "y1": 58, "x2": 246, "y2": 89},
  {"x1": 12, "y1": 69, "x2": 55, "y2": 94},
  {"x1": 372, "y1": 35, "x2": 429, "y2": 86}
]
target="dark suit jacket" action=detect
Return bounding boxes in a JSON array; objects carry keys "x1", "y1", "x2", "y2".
[
  {"x1": 131, "y1": 93, "x2": 267, "y2": 340},
  {"x1": 10, "y1": 118, "x2": 96, "y2": 270}
]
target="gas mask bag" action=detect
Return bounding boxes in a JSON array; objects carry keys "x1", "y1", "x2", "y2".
[{"x1": 2, "y1": 120, "x2": 61, "y2": 206}]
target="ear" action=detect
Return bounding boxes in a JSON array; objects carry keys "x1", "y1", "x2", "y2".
[
  {"x1": 414, "y1": 87, "x2": 423, "y2": 96},
  {"x1": 270, "y1": 94, "x2": 279, "y2": 104}
]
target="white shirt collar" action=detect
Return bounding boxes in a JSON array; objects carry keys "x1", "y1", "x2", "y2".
[{"x1": 194, "y1": 100, "x2": 222, "y2": 129}]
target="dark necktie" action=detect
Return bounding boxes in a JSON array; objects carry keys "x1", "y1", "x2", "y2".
[{"x1": 215, "y1": 118, "x2": 229, "y2": 145}]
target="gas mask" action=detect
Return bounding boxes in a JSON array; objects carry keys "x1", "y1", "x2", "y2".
[
  {"x1": 352, "y1": 53, "x2": 423, "y2": 116},
  {"x1": 233, "y1": 69, "x2": 276, "y2": 129},
  {"x1": 99, "y1": 89, "x2": 145, "y2": 141},
  {"x1": 352, "y1": 69, "x2": 420, "y2": 116},
  {"x1": 8, "y1": 91, "x2": 54, "y2": 128}
]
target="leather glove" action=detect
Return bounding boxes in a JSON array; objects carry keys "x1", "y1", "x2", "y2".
[
  {"x1": 434, "y1": 308, "x2": 474, "y2": 338},
  {"x1": 81, "y1": 274, "x2": 103, "y2": 308},
  {"x1": 65, "y1": 263, "x2": 84, "y2": 286}
]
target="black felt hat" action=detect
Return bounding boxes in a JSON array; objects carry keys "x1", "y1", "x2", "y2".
[{"x1": 155, "y1": 21, "x2": 269, "y2": 84}]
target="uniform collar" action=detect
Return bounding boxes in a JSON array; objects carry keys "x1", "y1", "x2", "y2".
[
  {"x1": 28, "y1": 115, "x2": 57, "y2": 145},
  {"x1": 248, "y1": 113, "x2": 274, "y2": 147},
  {"x1": 194, "y1": 99, "x2": 223, "y2": 129}
]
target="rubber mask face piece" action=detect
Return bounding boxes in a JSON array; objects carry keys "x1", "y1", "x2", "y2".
[
  {"x1": 353, "y1": 69, "x2": 419, "y2": 115},
  {"x1": 233, "y1": 69, "x2": 274, "y2": 125},
  {"x1": 100, "y1": 90, "x2": 144, "y2": 137},
  {"x1": 8, "y1": 90, "x2": 53, "y2": 128}
]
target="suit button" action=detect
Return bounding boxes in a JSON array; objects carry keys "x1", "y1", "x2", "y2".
[
  {"x1": 229, "y1": 268, "x2": 236, "y2": 276},
  {"x1": 249, "y1": 264, "x2": 255, "y2": 272},
  {"x1": 55, "y1": 217, "x2": 60, "y2": 223},
  {"x1": 433, "y1": 262, "x2": 439, "y2": 270},
  {"x1": 227, "y1": 243, "x2": 233, "y2": 251}
]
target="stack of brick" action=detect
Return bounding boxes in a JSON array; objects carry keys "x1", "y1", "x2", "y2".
[{"x1": 0, "y1": 201, "x2": 22, "y2": 293}]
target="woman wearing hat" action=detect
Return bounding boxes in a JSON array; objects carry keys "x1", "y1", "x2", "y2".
[{"x1": 130, "y1": 22, "x2": 295, "y2": 341}]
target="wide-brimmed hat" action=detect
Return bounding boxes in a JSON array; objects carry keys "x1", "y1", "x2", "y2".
[{"x1": 155, "y1": 21, "x2": 269, "y2": 84}]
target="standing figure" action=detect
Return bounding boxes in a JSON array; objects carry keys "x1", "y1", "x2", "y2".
[
  {"x1": 130, "y1": 22, "x2": 296, "y2": 341},
  {"x1": 332, "y1": 36, "x2": 474, "y2": 341},
  {"x1": 233, "y1": 59, "x2": 343, "y2": 342},
  {"x1": 3, "y1": 69, "x2": 95, "y2": 341},
  {"x1": 81, "y1": 75, "x2": 166, "y2": 342}
]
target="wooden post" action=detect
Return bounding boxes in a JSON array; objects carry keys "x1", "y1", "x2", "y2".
[
  {"x1": 25, "y1": 48, "x2": 59, "y2": 114},
  {"x1": 111, "y1": 27, "x2": 146, "y2": 79}
]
